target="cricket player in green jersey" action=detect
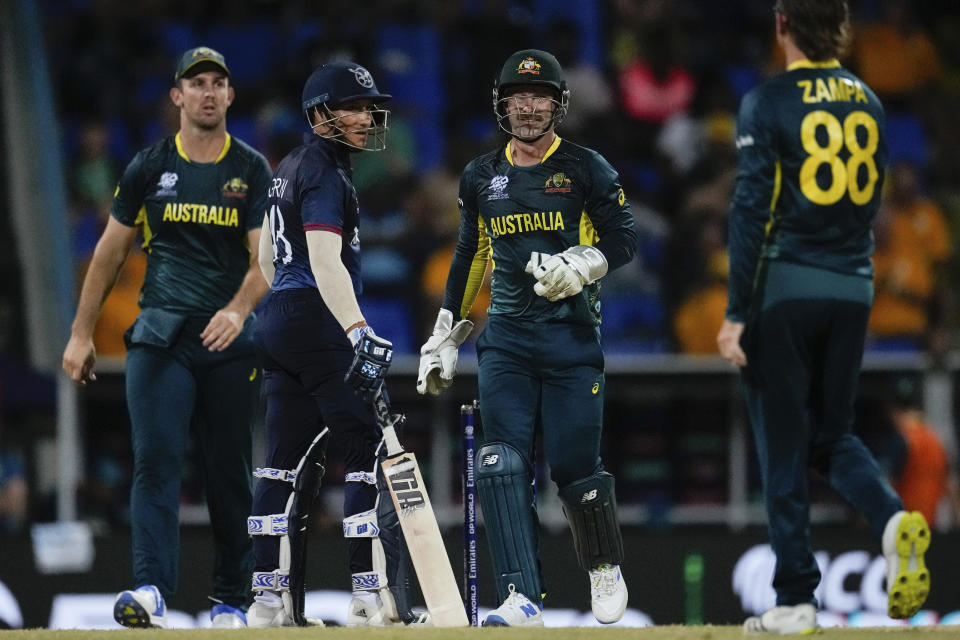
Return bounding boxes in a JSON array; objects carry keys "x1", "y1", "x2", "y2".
[
  {"x1": 63, "y1": 47, "x2": 272, "y2": 629},
  {"x1": 416, "y1": 49, "x2": 637, "y2": 626},
  {"x1": 717, "y1": 1, "x2": 930, "y2": 633}
]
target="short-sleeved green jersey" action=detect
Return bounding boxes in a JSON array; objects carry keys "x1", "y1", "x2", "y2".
[
  {"x1": 444, "y1": 136, "x2": 637, "y2": 326},
  {"x1": 726, "y1": 60, "x2": 888, "y2": 321},
  {"x1": 112, "y1": 132, "x2": 272, "y2": 315}
]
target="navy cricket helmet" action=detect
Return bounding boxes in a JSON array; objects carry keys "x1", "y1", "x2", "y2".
[
  {"x1": 301, "y1": 61, "x2": 392, "y2": 151},
  {"x1": 492, "y1": 49, "x2": 569, "y2": 140}
]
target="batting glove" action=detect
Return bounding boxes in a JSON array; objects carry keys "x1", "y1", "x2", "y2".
[
  {"x1": 525, "y1": 245, "x2": 608, "y2": 302},
  {"x1": 416, "y1": 309, "x2": 474, "y2": 396},
  {"x1": 345, "y1": 325, "x2": 393, "y2": 398}
]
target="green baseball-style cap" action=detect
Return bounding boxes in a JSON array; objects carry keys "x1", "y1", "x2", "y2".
[{"x1": 174, "y1": 46, "x2": 230, "y2": 81}]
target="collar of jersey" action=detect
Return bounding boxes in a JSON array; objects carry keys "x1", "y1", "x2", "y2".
[
  {"x1": 787, "y1": 58, "x2": 841, "y2": 71},
  {"x1": 505, "y1": 135, "x2": 562, "y2": 166},
  {"x1": 175, "y1": 131, "x2": 231, "y2": 163}
]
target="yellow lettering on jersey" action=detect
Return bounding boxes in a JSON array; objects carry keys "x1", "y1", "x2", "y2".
[
  {"x1": 159, "y1": 203, "x2": 240, "y2": 227},
  {"x1": 827, "y1": 77, "x2": 840, "y2": 101},
  {"x1": 490, "y1": 211, "x2": 564, "y2": 237},
  {"x1": 799, "y1": 77, "x2": 868, "y2": 104},
  {"x1": 815, "y1": 79, "x2": 832, "y2": 103},
  {"x1": 854, "y1": 82, "x2": 867, "y2": 103}
]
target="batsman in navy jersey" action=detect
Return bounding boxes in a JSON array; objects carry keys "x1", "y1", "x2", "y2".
[
  {"x1": 249, "y1": 61, "x2": 420, "y2": 627},
  {"x1": 63, "y1": 47, "x2": 271, "y2": 629},
  {"x1": 717, "y1": 1, "x2": 929, "y2": 633},
  {"x1": 416, "y1": 50, "x2": 636, "y2": 627}
]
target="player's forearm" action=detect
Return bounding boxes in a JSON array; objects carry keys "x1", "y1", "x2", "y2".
[
  {"x1": 442, "y1": 238, "x2": 489, "y2": 321},
  {"x1": 222, "y1": 263, "x2": 270, "y2": 319},
  {"x1": 70, "y1": 242, "x2": 130, "y2": 340},
  {"x1": 595, "y1": 224, "x2": 638, "y2": 272},
  {"x1": 222, "y1": 227, "x2": 271, "y2": 318},
  {"x1": 306, "y1": 230, "x2": 365, "y2": 331},
  {"x1": 311, "y1": 259, "x2": 365, "y2": 330},
  {"x1": 726, "y1": 204, "x2": 768, "y2": 321},
  {"x1": 258, "y1": 215, "x2": 275, "y2": 285}
]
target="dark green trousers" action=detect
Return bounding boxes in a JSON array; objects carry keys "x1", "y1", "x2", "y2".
[
  {"x1": 125, "y1": 311, "x2": 259, "y2": 608},
  {"x1": 742, "y1": 261, "x2": 903, "y2": 607},
  {"x1": 476, "y1": 314, "x2": 606, "y2": 486},
  {"x1": 475, "y1": 314, "x2": 609, "y2": 602}
]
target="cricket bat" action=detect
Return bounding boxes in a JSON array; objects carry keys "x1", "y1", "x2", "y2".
[{"x1": 374, "y1": 390, "x2": 469, "y2": 627}]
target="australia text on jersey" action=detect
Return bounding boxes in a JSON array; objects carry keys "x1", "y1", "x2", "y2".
[
  {"x1": 162, "y1": 202, "x2": 240, "y2": 227},
  {"x1": 486, "y1": 210, "x2": 565, "y2": 238}
]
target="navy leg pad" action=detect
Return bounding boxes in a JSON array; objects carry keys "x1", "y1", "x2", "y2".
[
  {"x1": 476, "y1": 442, "x2": 543, "y2": 604},
  {"x1": 557, "y1": 472, "x2": 624, "y2": 570}
]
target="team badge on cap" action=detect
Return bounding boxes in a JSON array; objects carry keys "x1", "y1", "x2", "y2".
[{"x1": 517, "y1": 57, "x2": 542, "y2": 75}]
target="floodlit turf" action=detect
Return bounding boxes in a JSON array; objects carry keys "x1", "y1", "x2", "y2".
[{"x1": 3, "y1": 626, "x2": 959, "y2": 639}]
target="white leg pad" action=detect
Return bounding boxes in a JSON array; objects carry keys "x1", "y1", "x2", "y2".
[
  {"x1": 345, "y1": 471, "x2": 378, "y2": 485},
  {"x1": 352, "y1": 571, "x2": 388, "y2": 591},
  {"x1": 254, "y1": 467, "x2": 298, "y2": 483},
  {"x1": 248, "y1": 514, "x2": 288, "y2": 536},
  {"x1": 252, "y1": 570, "x2": 290, "y2": 592},
  {"x1": 343, "y1": 508, "x2": 380, "y2": 538}
]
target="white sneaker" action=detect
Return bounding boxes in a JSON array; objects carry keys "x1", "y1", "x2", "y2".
[
  {"x1": 210, "y1": 603, "x2": 247, "y2": 628},
  {"x1": 589, "y1": 564, "x2": 628, "y2": 623},
  {"x1": 883, "y1": 510, "x2": 931, "y2": 619},
  {"x1": 482, "y1": 584, "x2": 544, "y2": 627},
  {"x1": 113, "y1": 585, "x2": 167, "y2": 629},
  {"x1": 743, "y1": 604, "x2": 817, "y2": 635},
  {"x1": 347, "y1": 590, "x2": 394, "y2": 626},
  {"x1": 247, "y1": 591, "x2": 294, "y2": 628}
]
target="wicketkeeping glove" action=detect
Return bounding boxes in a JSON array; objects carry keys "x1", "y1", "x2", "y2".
[
  {"x1": 345, "y1": 325, "x2": 393, "y2": 398},
  {"x1": 416, "y1": 309, "x2": 474, "y2": 396},
  {"x1": 524, "y1": 245, "x2": 609, "y2": 302}
]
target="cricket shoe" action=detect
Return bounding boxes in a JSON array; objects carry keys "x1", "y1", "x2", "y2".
[
  {"x1": 210, "y1": 603, "x2": 246, "y2": 628},
  {"x1": 347, "y1": 590, "x2": 398, "y2": 626},
  {"x1": 247, "y1": 591, "x2": 293, "y2": 628},
  {"x1": 399, "y1": 608, "x2": 431, "y2": 625},
  {"x1": 883, "y1": 510, "x2": 931, "y2": 619},
  {"x1": 482, "y1": 584, "x2": 544, "y2": 627},
  {"x1": 590, "y1": 563, "x2": 628, "y2": 623},
  {"x1": 743, "y1": 604, "x2": 817, "y2": 635},
  {"x1": 113, "y1": 585, "x2": 167, "y2": 629},
  {"x1": 247, "y1": 591, "x2": 323, "y2": 627}
]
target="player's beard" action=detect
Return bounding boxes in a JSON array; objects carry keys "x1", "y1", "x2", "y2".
[
  {"x1": 511, "y1": 113, "x2": 550, "y2": 142},
  {"x1": 191, "y1": 103, "x2": 226, "y2": 131}
]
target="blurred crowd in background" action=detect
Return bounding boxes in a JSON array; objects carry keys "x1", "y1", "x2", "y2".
[{"x1": 1, "y1": 0, "x2": 958, "y2": 533}]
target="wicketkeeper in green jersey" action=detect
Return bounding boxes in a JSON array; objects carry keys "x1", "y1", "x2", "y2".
[{"x1": 416, "y1": 49, "x2": 638, "y2": 626}]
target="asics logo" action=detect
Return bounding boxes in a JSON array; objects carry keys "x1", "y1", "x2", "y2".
[
  {"x1": 581, "y1": 489, "x2": 598, "y2": 502},
  {"x1": 482, "y1": 454, "x2": 499, "y2": 466}
]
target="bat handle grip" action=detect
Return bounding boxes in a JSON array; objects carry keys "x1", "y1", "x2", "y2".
[{"x1": 381, "y1": 423, "x2": 404, "y2": 457}]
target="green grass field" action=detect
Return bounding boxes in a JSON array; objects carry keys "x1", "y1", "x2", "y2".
[{"x1": 3, "y1": 627, "x2": 958, "y2": 639}]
